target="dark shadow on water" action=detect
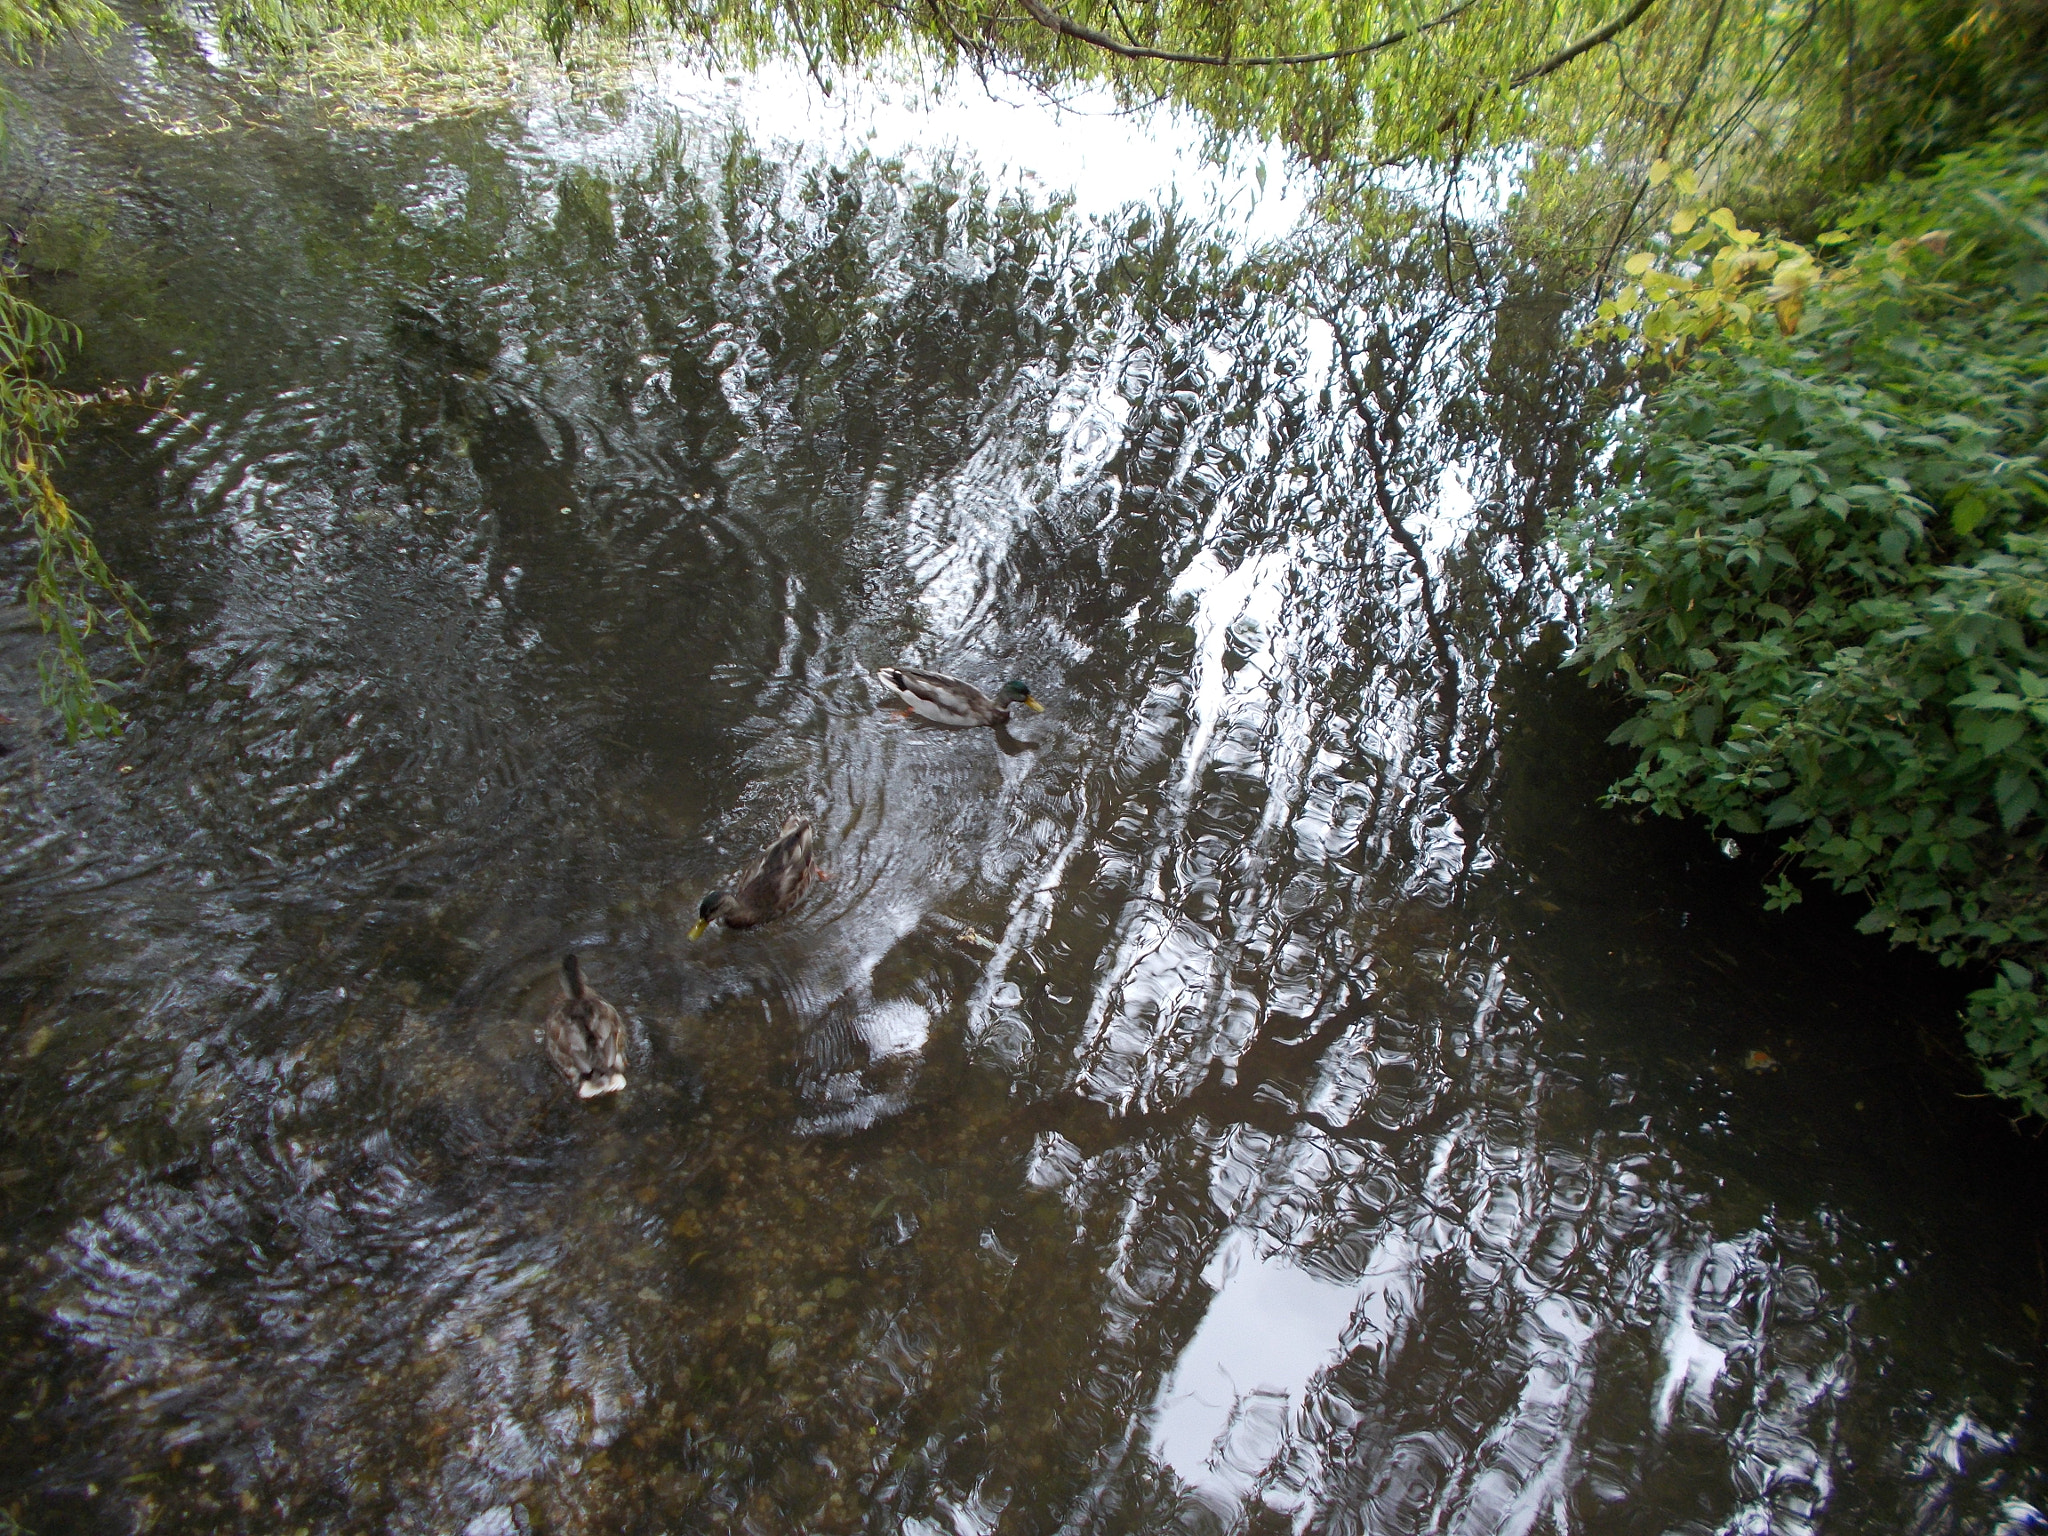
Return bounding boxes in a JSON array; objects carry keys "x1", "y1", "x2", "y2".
[{"x1": 1491, "y1": 655, "x2": 2048, "y2": 1530}]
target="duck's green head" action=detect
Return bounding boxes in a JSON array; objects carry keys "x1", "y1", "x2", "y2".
[
  {"x1": 1001, "y1": 679, "x2": 1044, "y2": 713},
  {"x1": 689, "y1": 889, "x2": 731, "y2": 940}
]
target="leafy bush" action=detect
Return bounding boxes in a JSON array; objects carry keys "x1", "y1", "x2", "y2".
[{"x1": 1560, "y1": 129, "x2": 2048, "y2": 1115}]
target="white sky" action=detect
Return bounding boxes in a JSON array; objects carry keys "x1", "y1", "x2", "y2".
[{"x1": 641, "y1": 54, "x2": 1314, "y2": 241}]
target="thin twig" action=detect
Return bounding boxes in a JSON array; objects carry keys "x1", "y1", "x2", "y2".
[
  {"x1": 1433, "y1": 0, "x2": 1661, "y2": 135},
  {"x1": 1101, "y1": 0, "x2": 1145, "y2": 48},
  {"x1": 925, "y1": 0, "x2": 984, "y2": 63},
  {"x1": 1508, "y1": 0, "x2": 1659, "y2": 86},
  {"x1": 1009, "y1": 0, "x2": 1478, "y2": 68}
]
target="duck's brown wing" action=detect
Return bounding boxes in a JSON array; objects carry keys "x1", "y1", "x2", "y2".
[
  {"x1": 878, "y1": 668, "x2": 992, "y2": 723},
  {"x1": 738, "y1": 816, "x2": 817, "y2": 917},
  {"x1": 588, "y1": 999, "x2": 627, "y2": 1081},
  {"x1": 543, "y1": 998, "x2": 596, "y2": 1086}
]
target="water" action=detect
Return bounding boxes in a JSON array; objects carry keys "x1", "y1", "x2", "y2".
[{"x1": 2, "y1": 19, "x2": 2045, "y2": 1535}]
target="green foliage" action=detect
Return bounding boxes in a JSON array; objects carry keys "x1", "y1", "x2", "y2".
[
  {"x1": 0, "y1": 0, "x2": 115, "y2": 59},
  {"x1": 1562, "y1": 128, "x2": 2048, "y2": 1114},
  {"x1": 0, "y1": 283, "x2": 149, "y2": 740},
  {"x1": 1852, "y1": 0, "x2": 2048, "y2": 172},
  {"x1": 197, "y1": 0, "x2": 2040, "y2": 256},
  {"x1": 210, "y1": 0, "x2": 523, "y2": 49},
  {"x1": 1580, "y1": 159, "x2": 1830, "y2": 366}
]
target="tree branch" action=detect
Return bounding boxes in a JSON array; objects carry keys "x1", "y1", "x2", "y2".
[
  {"x1": 925, "y1": 0, "x2": 985, "y2": 62},
  {"x1": 1008, "y1": 0, "x2": 1478, "y2": 68},
  {"x1": 1433, "y1": 0, "x2": 1662, "y2": 133},
  {"x1": 1508, "y1": 0, "x2": 1659, "y2": 86}
]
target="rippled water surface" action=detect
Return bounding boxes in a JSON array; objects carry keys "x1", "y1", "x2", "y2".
[{"x1": 3, "y1": 22, "x2": 2046, "y2": 1536}]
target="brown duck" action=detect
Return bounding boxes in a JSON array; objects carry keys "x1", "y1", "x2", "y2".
[
  {"x1": 689, "y1": 815, "x2": 826, "y2": 938},
  {"x1": 543, "y1": 953, "x2": 626, "y2": 1098}
]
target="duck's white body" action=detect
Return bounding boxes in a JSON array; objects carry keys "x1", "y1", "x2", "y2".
[{"x1": 875, "y1": 667, "x2": 1040, "y2": 728}]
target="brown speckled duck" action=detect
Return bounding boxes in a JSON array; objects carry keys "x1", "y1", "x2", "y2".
[
  {"x1": 689, "y1": 815, "x2": 826, "y2": 938},
  {"x1": 543, "y1": 953, "x2": 626, "y2": 1098}
]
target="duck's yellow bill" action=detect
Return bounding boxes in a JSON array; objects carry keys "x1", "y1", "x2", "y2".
[
  {"x1": 1025, "y1": 697, "x2": 1044, "y2": 712},
  {"x1": 687, "y1": 918, "x2": 711, "y2": 940}
]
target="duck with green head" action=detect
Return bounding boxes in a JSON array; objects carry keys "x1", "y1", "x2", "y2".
[
  {"x1": 689, "y1": 815, "x2": 826, "y2": 938},
  {"x1": 875, "y1": 667, "x2": 1044, "y2": 727}
]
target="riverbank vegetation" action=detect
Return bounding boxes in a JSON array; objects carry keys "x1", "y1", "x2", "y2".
[
  {"x1": 0, "y1": 286, "x2": 149, "y2": 739},
  {"x1": 2, "y1": 0, "x2": 145, "y2": 738},
  {"x1": 1562, "y1": 128, "x2": 2048, "y2": 1113}
]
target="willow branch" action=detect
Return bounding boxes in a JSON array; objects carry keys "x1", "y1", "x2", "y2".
[
  {"x1": 1009, "y1": 0, "x2": 1478, "y2": 68},
  {"x1": 1508, "y1": 0, "x2": 1659, "y2": 85},
  {"x1": 925, "y1": 0, "x2": 984, "y2": 60},
  {"x1": 1434, "y1": 0, "x2": 1661, "y2": 132}
]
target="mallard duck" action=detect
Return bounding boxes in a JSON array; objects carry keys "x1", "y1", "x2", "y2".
[
  {"x1": 875, "y1": 667, "x2": 1043, "y2": 727},
  {"x1": 544, "y1": 953, "x2": 626, "y2": 1098},
  {"x1": 690, "y1": 815, "x2": 825, "y2": 938}
]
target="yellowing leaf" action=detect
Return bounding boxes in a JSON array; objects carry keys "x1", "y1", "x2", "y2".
[
  {"x1": 1708, "y1": 206, "x2": 1739, "y2": 236},
  {"x1": 1624, "y1": 251, "x2": 1655, "y2": 275},
  {"x1": 1816, "y1": 229, "x2": 1852, "y2": 245},
  {"x1": 1671, "y1": 208, "x2": 1699, "y2": 234},
  {"x1": 1649, "y1": 158, "x2": 1672, "y2": 186},
  {"x1": 1775, "y1": 295, "x2": 1803, "y2": 334},
  {"x1": 1674, "y1": 168, "x2": 1700, "y2": 197}
]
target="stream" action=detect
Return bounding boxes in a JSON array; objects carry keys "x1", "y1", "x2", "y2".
[{"x1": 2, "y1": 18, "x2": 2045, "y2": 1535}]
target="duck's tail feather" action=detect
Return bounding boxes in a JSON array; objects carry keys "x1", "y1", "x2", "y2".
[{"x1": 562, "y1": 952, "x2": 586, "y2": 999}]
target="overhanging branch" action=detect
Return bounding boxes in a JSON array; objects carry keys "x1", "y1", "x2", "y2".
[
  {"x1": 1436, "y1": 0, "x2": 1662, "y2": 136},
  {"x1": 1508, "y1": 0, "x2": 1659, "y2": 85},
  {"x1": 1009, "y1": 0, "x2": 1479, "y2": 68}
]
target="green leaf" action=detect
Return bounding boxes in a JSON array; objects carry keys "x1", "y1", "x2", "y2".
[
  {"x1": 1996, "y1": 770, "x2": 2040, "y2": 831},
  {"x1": 1976, "y1": 716, "x2": 2028, "y2": 755},
  {"x1": 1952, "y1": 493, "x2": 1989, "y2": 536}
]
